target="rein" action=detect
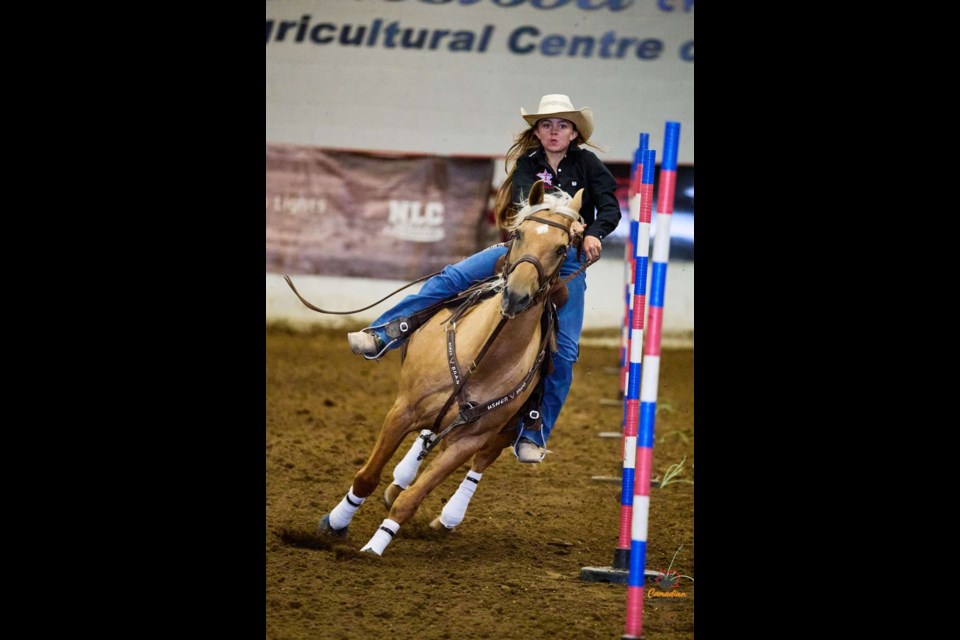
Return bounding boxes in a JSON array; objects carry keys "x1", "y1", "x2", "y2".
[
  {"x1": 283, "y1": 271, "x2": 440, "y2": 315},
  {"x1": 283, "y1": 213, "x2": 591, "y2": 318},
  {"x1": 561, "y1": 255, "x2": 597, "y2": 285}
]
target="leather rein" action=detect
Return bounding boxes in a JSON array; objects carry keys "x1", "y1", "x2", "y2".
[{"x1": 501, "y1": 214, "x2": 578, "y2": 300}]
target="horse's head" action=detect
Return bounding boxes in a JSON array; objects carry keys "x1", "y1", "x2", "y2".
[{"x1": 500, "y1": 180, "x2": 584, "y2": 318}]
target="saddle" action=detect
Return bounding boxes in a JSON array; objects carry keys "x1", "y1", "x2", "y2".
[{"x1": 385, "y1": 251, "x2": 568, "y2": 356}]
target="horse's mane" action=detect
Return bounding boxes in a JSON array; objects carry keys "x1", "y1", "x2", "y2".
[{"x1": 505, "y1": 189, "x2": 583, "y2": 233}]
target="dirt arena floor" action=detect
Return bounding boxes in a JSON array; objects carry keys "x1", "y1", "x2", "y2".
[{"x1": 266, "y1": 326, "x2": 694, "y2": 639}]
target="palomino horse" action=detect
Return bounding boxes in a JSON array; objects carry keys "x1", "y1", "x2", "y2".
[{"x1": 318, "y1": 181, "x2": 584, "y2": 555}]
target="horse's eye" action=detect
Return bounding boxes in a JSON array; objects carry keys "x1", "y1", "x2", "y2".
[
  {"x1": 514, "y1": 230, "x2": 522, "y2": 241},
  {"x1": 556, "y1": 246, "x2": 566, "y2": 257}
]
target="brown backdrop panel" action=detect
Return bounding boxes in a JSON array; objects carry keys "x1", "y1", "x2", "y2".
[{"x1": 266, "y1": 145, "x2": 494, "y2": 280}]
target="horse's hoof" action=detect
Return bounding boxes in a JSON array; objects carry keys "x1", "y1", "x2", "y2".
[
  {"x1": 360, "y1": 547, "x2": 382, "y2": 557},
  {"x1": 430, "y1": 516, "x2": 453, "y2": 532},
  {"x1": 317, "y1": 514, "x2": 348, "y2": 539},
  {"x1": 383, "y1": 483, "x2": 403, "y2": 510}
]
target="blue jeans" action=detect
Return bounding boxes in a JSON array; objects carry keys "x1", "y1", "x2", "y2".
[{"x1": 367, "y1": 244, "x2": 586, "y2": 449}]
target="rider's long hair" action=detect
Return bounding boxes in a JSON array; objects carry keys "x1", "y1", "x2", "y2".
[{"x1": 493, "y1": 122, "x2": 603, "y2": 229}]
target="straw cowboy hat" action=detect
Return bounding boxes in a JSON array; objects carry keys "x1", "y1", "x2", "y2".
[{"x1": 521, "y1": 94, "x2": 594, "y2": 143}]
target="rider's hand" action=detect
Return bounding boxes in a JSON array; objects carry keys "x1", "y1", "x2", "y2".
[{"x1": 583, "y1": 235, "x2": 603, "y2": 262}]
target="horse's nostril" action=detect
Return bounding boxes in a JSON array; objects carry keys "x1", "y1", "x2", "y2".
[{"x1": 502, "y1": 290, "x2": 531, "y2": 316}]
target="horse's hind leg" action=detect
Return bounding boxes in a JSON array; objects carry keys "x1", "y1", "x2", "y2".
[
  {"x1": 383, "y1": 429, "x2": 434, "y2": 509},
  {"x1": 360, "y1": 433, "x2": 485, "y2": 555},
  {"x1": 431, "y1": 428, "x2": 515, "y2": 531},
  {"x1": 320, "y1": 402, "x2": 416, "y2": 537}
]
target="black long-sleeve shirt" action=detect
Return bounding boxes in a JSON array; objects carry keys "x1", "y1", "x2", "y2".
[{"x1": 512, "y1": 146, "x2": 621, "y2": 242}]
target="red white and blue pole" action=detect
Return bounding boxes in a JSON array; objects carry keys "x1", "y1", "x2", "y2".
[
  {"x1": 614, "y1": 147, "x2": 655, "y2": 569},
  {"x1": 623, "y1": 121, "x2": 680, "y2": 640},
  {"x1": 620, "y1": 134, "x2": 648, "y2": 398}
]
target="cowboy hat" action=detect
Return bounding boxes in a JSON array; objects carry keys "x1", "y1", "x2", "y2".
[{"x1": 521, "y1": 94, "x2": 594, "y2": 143}]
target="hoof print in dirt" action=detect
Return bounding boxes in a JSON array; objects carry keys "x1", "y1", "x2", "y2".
[{"x1": 317, "y1": 514, "x2": 348, "y2": 538}]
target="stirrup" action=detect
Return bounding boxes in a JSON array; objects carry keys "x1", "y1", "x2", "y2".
[
  {"x1": 362, "y1": 336, "x2": 398, "y2": 361},
  {"x1": 515, "y1": 438, "x2": 545, "y2": 464}
]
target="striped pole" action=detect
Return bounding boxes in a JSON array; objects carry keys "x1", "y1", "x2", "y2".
[
  {"x1": 619, "y1": 135, "x2": 648, "y2": 398},
  {"x1": 623, "y1": 121, "x2": 680, "y2": 640},
  {"x1": 618, "y1": 174, "x2": 631, "y2": 394},
  {"x1": 614, "y1": 148, "x2": 655, "y2": 568},
  {"x1": 580, "y1": 147, "x2": 655, "y2": 584},
  {"x1": 618, "y1": 148, "x2": 634, "y2": 397}
]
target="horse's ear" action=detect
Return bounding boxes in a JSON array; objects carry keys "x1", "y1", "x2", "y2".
[
  {"x1": 569, "y1": 188, "x2": 585, "y2": 214},
  {"x1": 528, "y1": 180, "x2": 545, "y2": 206}
]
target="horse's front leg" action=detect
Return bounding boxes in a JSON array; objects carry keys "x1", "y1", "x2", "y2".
[
  {"x1": 430, "y1": 427, "x2": 515, "y2": 531},
  {"x1": 319, "y1": 401, "x2": 416, "y2": 538},
  {"x1": 383, "y1": 428, "x2": 434, "y2": 510},
  {"x1": 360, "y1": 433, "x2": 485, "y2": 555}
]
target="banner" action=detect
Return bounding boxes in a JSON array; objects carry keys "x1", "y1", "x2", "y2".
[
  {"x1": 266, "y1": 144, "x2": 495, "y2": 280},
  {"x1": 266, "y1": 1, "x2": 694, "y2": 164}
]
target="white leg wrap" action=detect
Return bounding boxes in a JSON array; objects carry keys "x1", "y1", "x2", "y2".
[
  {"x1": 439, "y1": 470, "x2": 483, "y2": 529},
  {"x1": 392, "y1": 430, "x2": 432, "y2": 489},
  {"x1": 360, "y1": 518, "x2": 400, "y2": 555},
  {"x1": 327, "y1": 487, "x2": 365, "y2": 531}
]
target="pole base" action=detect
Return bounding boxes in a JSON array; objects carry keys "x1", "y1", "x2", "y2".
[
  {"x1": 591, "y1": 475, "x2": 621, "y2": 483},
  {"x1": 579, "y1": 567, "x2": 663, "y2": 583},
  {"x1": 613, "y1": 547, "x2": 629, "y2": 570}
]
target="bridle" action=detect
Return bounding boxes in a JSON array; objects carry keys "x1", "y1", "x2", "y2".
[{"x1": 501, "y1": 205, "x2": 582, "y2": 305}]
